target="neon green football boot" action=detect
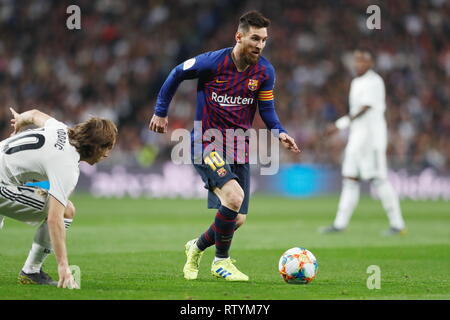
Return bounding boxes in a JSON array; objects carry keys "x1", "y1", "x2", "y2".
[
  {"x1": 183, "y1": 239, "x2": 204, "y2": 280},
  {"x1": 211, "y1": 257, "x2": 249, "y2": 281}
]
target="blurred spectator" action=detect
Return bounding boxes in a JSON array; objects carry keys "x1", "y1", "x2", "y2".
[{"x1": 0, "y1": 0, "x2": 448, "y2": 172}]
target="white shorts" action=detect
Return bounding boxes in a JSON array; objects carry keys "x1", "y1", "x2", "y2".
[
  {"x1": 0, "y1": 185, "x2": 49, "y2": 227},
  {"x1": 342, "y1": 147, "x2": 387, "y2": 180}
]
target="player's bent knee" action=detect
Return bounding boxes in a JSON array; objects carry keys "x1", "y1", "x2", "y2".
[
  {"x1": 235, "y1": 214, "x2": 247, "y2": 229},
  {"x1": 224, "y1": 192, "x2": 244, "y2": 212},
  {"x1": 64, "y1": 201, "x2": 76, "y2": 219},
  {"x1": 217, "y1": 180, "x2": 244, "y2": 212}
]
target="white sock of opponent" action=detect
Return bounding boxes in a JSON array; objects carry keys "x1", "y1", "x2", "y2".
[
  {"x1": 372, "y1": 179, "x2": 405, "y2": 230},
  {"x1": 22, "y1": 242, "x2": 52, "y2": 274},
  {"x1": 23, "y1": 221, "x2": 52, "y2": 274},
  {"x1": 22, "y1": 219, "x2": 73, "y2": 274},
  {"x1": 64, "y1": 218, "x2": 73, "y2": 229},
  {"x1": 333, "y1": 178, "x2": 361, "y2": 229}
]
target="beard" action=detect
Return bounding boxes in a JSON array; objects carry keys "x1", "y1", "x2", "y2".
[{"x1": 238, "y1": 46, "x2": 260, "y2": 65}]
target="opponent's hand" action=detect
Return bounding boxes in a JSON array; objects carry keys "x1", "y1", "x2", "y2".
[
  {"x1": 148, "y1": 114, "x2": 168, "y2": 133},
  {"x1": 57, "y1": 265, "x2": 79, "y2": 289},
  {"x1": 279, "y1": 133, "x2": 300, "y2": 153},
  {"x1": 9, "y1": 107, "x2": 21, "y2": 135}
]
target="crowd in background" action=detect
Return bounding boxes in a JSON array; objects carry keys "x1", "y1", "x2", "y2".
[{"x1": 0, "y1": 0, "x2": 449, "y2": 173}]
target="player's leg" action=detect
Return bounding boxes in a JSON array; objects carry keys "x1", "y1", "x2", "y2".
[
  {"x1": 330, "y1": 177, "x2": 361, "y2": 230},
  {"x1": 184, "y1": 153, "x2": 240, "y2": 280},
  {"x1": 320, "y1": 150, "x2": 361, "y2": 233},
  {"x1": 186, "y1": 179, "x2": 245, "y2": 278},
  {"x1": 209, "y1": 179, "x2": 249, "y2": 281},
  {"x1": 208, "y1": 163, "x2": 250, "y2": 281},
  {"x1": 370, "y1": 151, "x2": 406, "y2": 235},
  {"x1": 185, "y1": 157, "x2": 249, "y2": 280},
  {"x1": 196, "y1": 164, "x2": 249, "y2": 247},
  {"x1": 235, "y1": 214, "x2": 246, "y2": 229},
  {"x1": 210, "y1": 179, "x2": 243, "y2": 257},
  {"x1": 20, "y1": 200, "x2": 76, "y2": 285},
  {"x1": 194, "y1": 187, "x2": 246, "y2": 250},
  {"x1": 63, "y1": 200, "x2": 76, "y2": 228},
  {"x1": 371, "y1": 178, "x2": 405, "y2": 234},
  {"x1": 0, "y1": 184, "x2": 56, "y2": 285},
  {"x1": 234, "y1": 163, "x2": 250, "y2": 230}
]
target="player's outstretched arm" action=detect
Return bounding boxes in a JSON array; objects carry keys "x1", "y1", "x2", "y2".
[
  {"x1": 279, "y1": 132, "x2": 300, "y2": 153},
  {"x1": 9, "y1": 108, "x2": 51, "y2": 135},
  {"x1": 326, "y1": 105, "x2": 371, "y2": 136},
  {"x1": 148, "y1": 114, "x2": 168, "y2": 134},
  {"x1": 47, "y1": 196, "x2": 79, "y2": 289},
  {"x1": 149, "y1": 53, "x2": 214, "y2": 134}
]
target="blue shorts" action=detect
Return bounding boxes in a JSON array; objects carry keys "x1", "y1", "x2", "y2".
[{"x1": 192, "y1": 152, "x2": 250, "y2": 214}]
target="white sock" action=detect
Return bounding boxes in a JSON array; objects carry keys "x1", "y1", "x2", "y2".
[
  {"x1": 333, "y1": 178, "x2": 360, "y2": 229},
  {"x1": 64, "y1": 218, "x2": 73, "y2": 229},
  {"x1": 22, "y1": 243, "x2": 51, "y2": 274},
  {"x1": 213, "y1": 257, "x2": 227, "y2": 263},
  {"x1": 372, "y1": 179, "x2": 405, "y2": 230},
  {"x1": 22, "y1": 220, "x2": 52, "y2": 274}
]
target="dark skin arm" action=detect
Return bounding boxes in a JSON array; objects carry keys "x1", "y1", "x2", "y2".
[{"x1": 325, "y1": 105, "x2": 371, "y2": 136}]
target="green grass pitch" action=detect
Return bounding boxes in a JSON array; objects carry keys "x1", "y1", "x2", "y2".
[{"x1": 0, "y1": 194, "x2": 449, "y2": 300}]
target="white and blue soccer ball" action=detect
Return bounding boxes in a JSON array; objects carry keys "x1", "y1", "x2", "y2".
[{"x1": 278, "y1": 247, "x2": 318, "y2": 284}]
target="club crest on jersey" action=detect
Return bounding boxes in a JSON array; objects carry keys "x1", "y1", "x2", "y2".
[
  {"x1": 248, "y1": 79, "x2": 259, "y2": 91},
  {"x1": 217, "y1": 167, "x2": 227, "y2": 177}
]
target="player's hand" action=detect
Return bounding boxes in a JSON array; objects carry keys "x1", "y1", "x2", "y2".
[
  {"x1": 57, "y1": 265, "x2": 79, "y2": 289},
  {"x1": 279, "y1": 133, "x2": 300, "y2": 153},
  {"x1": 148, "y1": 114, "x2": 168, "y2": 133},
  {"x1": 9, "y1": 107, "x2": 21, "y2": 135},
  {"x1": 325, "y1": 123, "x2": 338, "y2": 136}
]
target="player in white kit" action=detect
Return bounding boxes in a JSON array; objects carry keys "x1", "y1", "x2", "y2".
[
  {"x1": 320, "y1": 50, "x2": 406, "y2": 235},
  {"x1": 0, "y1": 108, "x2": 117, "y2": 288}
]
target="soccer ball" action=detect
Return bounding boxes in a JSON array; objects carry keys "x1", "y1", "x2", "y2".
[{"x1": 278, "y1": 247, "x2": 318, "y2": 284}]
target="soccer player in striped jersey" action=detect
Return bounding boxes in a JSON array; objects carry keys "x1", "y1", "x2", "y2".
[
  {"x1": 0, "y1": 108, "x2": 117, "y2": 288},
  {"x1": 149, "y1": 11, "x2": 300, "y2": 281}
]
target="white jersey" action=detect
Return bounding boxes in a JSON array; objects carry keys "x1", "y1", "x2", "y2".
[
  {"x1": 0, "y1": 118, "x2": 80, "y2": 207},
  {"x1": 348, "y1": 69, "x2": 387, "y2": 152}
]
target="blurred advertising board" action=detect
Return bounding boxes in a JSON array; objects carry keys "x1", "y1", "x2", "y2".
[{"x1": 74, "y1": 162, "x2": 450, "y2": 201}]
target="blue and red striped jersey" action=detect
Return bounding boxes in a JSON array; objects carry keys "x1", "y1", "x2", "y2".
[{"x1": 154, "y1": 47, "x2": 287, "y2": 163}]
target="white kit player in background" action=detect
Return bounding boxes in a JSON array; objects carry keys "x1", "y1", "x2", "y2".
[
  {"x1": 320, "y1": 50, "x2": 406, "y2": 236},
  {"x1": 0, "y1": 108, "x2": 117, "y2": 288}
]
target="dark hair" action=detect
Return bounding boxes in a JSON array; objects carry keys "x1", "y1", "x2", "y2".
[
  {"x1": 68, "y1": 117, "x2": 118, "y2": 159},
  {"x1": 354, "y1": 48, "x2": 374, "y2": 61},
  {"x1": 238, "y1": 11, "x2": 270, "y2": 33}
]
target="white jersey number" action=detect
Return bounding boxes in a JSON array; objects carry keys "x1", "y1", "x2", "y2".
[{"x1": 3, "y1": 132, "x2": 46, "y2": 155}]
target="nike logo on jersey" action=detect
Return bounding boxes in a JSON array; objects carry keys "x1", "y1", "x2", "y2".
[{"x1": 215, "y1": 79, "x2": 228, "y2": 83}]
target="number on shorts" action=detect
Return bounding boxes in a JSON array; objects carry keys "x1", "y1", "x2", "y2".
[
  {"x1": 204, "y1": 151, "x2": 225, "y2": 171},
  {"x1": 4, "y1": 133, "x2": 45, "y2": 155}
]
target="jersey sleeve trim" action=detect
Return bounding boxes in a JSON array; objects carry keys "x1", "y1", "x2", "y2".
[
  {"x1": 47, "y1": 191, "x2": 67, "y2": 207},
  {"x1": 258, "y1": 90, "x2": 274, "y2": 101}
]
